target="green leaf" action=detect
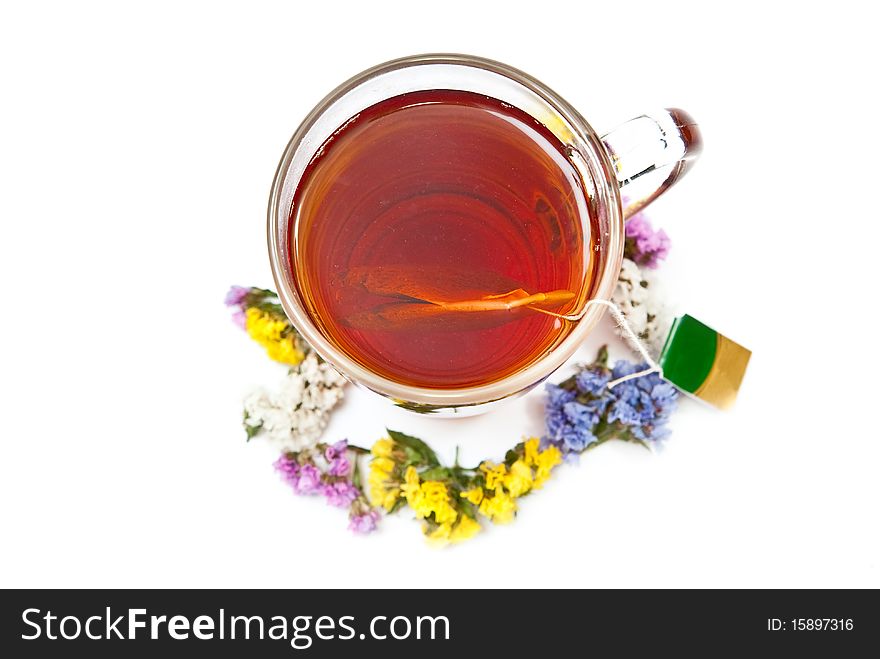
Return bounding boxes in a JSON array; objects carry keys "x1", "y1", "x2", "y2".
[
  {"x1": 402, "y1": 446, "x2": 424, "y2": 465},
  {"x1": 419, "y1": 466, "x2": 452, "y2": 481},
  {"x1": 450, "y1": 464, "x2": 479, "y2": 485},
  {"x1": 594, "y1": 344, "x2": 609, "y2": 368},
  {"x1": 557, "y1": 373, "x2": 579, "y2": 392},
  {"x1": 387, "y1": 429, "x2": 440, "y2": 467},
  {"x1": 352, "y1": 460, "x2": 363, "y2": 490},
  {"x1": 459, "y1": 499, "x2": 478, "y2": 519},
  {"x1": 242, "y1": 410, "x2": 263, "y2": 441},
  {"x1": 504, "y1": 448, "x2": 520, "y2": 467},
  {"x1": 388, "y1": 497, "x2": 407, "y2": 515}
]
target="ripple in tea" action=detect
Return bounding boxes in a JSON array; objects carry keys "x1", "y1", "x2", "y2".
[{"x1": 290, "y1": 90, "x2": 597, "y2": 389}]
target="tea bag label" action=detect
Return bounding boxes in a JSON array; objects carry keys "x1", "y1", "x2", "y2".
[{"x1": 658, "y1": 314, "x2": 751, "y2": 410}]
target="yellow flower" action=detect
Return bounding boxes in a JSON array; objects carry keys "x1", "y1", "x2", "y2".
[
  {"x1": 371, "y1": 438, "x2": 394, "y2": 458},
  {"x1": 418, "y1": 487, "x2": 456, "y2": 525},
  {"x1": 372, "y1": 486, "x2": 400, "y2": 512},
  {"x1": 449, "y1": 514, "x2": 481, "y2": 542},
  {"x1": 265, "y1": 335, "x2": 305, "y2": 365},
  {"x1": 244, "y1": 308, "x2": 304, "y2": 366},
  {"x1": 479, "y1": 491, "x2": 517, "y2": 524},
  {"x1": 533, "y1": 446, "x2": 562, "y2": 488},
  {"x1": 426, "y1": 522, "x2": 453, "y2": 545},
  {"x1": 426, "y1": 514, "x2": 482, "y2": 546},
  {"x1": 400, "y1": 465, "x2": 421, "y2": 500},
  {"x1": 460, "y1": 487, "x2": 484, "y2": 505},
  {"x1": 370, "y1": 457, "x2": 395, "y2": 474},
  {"x1": 480, "y1": 462, "x2": 508, "y2": 491},
  {"x1": 503, "y1": 460, "x2": 534, "y2": 498},
  {"x1": 399, "y1": 468, "x2": 459, "y2": 525},
  {"x1": 421, "y1": 481, "x2": 449, "y2": 505},
  {"x1": 431, "y1": 499, "x2": 458, "y2": 525},
  {"x1": 401, "y1": 466, "x2": 428, "y2": 515},
  {"x1": 523, "y1": 437, "x2": 541, "y2": 467},
  {"x1": 368, "y1": 457, "x2": 400, "y2": 511}
]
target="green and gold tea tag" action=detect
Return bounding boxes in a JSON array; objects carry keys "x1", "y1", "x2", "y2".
[{"x1": 658, "y1": 314, "x2": 751, "y2": 410}]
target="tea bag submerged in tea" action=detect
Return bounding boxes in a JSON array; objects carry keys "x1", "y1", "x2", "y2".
[
  {"x1": 290, "y1": 90, "x2": 592, "y2": 387},
  {"x1": 341, "y1": 264, "x2": 575, "y2": 331}
]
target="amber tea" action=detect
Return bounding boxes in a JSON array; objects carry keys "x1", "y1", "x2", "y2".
[{"x1": 289, "y1": 90, "x2": 598, "y2": 389}]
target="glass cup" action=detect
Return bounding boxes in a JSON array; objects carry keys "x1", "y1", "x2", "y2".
[{"x1": 268, "y1": 54, "x2": 702, "y2": 416}]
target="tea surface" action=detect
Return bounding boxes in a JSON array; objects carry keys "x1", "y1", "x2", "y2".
[{"x1": 290, "y1": 90, "x2": 596, "y2": 388}]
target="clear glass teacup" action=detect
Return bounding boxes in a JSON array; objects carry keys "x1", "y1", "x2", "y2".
[{"x1": 268, "y1": 54, "x2": 701, "y2": 416}]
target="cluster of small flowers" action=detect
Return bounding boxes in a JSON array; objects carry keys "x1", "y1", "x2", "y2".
[
  {"x1": 614, "y1": 210, "x2": 674, "y2": 356},
  {"x1": 225, "y1": 286, "x2": 308, "y2": 366},
  {"x1": 243, "y1": 352, "x2": 346, "y2": 451},
  {"x1": 624, "y1": 211, "x2": 671, "y2": 269},
  {"x1": 545, "y1": 347, "x2": 679, "y2": 454},
  {"x1": 274, "y1": 440, "x2": 379, "y2": 534},
  {"x1": 368, "y1": 431, "x2": 562, "y2": 545},
  {"x1": 612, "y1": 258, "x2": 672, "y2": 357},
  {"x1": 463, "y1": 437, "x2": 562, "y2": 525}
]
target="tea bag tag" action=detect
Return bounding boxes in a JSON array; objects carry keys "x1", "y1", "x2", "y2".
[
  {"x1": 525, "y1": 299, "x2": 751, "y2": 408},
  {"x1": 657, "y1": 314, "x2": 751, "y2": 410}
]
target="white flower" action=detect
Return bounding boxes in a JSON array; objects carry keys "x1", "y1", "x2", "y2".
[
  {"x1": 611, "y1": 258, "x2": 673, "y2": 357},
  {"x1": 242, "y1": 353, "x2": 346, "y2": 451}
]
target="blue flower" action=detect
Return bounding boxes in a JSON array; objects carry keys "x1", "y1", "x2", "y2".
[
  {"x1": 608, "y1": 397, "x2": 642, "y2": 426},
  {"x1": 611, "y1": 360, "x2": 642, "y2": 379},
  {"x1": 545, "y1": 383, "x2": 576, "y2": 407},
  {"x1": 650, "y1": 382, "x2": 678, "y2": 409},
  {"x1": 544, "y1": 383, "x2": 600, "y2": 452},
  {"x1": 563, "y1": 400, "x2": 599, "y2": 427},
  {"x1": 575, "y1": 368, "x2": 610, "y2": 395},
  {"x1": 560, "y1": 425, "x2": 597, "y2": 453},
  {"x1": 545, "y1": 407, "x2": 567, "y2": 438},
  {"x1": 607, "y1": 372, "x2": 679, "y2": 444},
  {"x1": 544, "y1": 351, "x2": 680, "y2": 454}
]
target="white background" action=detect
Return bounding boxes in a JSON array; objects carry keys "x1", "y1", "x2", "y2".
[{"x1": 1, "y1": 0, "x2": 877, "y2": 588}]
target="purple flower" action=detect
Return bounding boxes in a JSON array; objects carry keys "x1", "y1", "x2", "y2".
[
  {"x1": 274, "y1": 454, "x2": 300, "y2": 486},
  {"x1": 348, "y1": 509, "x2": 380, "y2": 534},
  {"x1": 294, "y1": 463, "x2": 322, "y2": 494},
  {"x1": 323, "y1": 440, "x2": 351, "y2": 477},
  {"x1": 321, "y1": 480, "x2": 359, "y2": 508},
  {"x1": 231, "y1": 309, "x2": 247, "y2": 330},
  {"x1": 225, "y1": 285, "x2": 250, "y2": 308},
  {"x1": 324, "y1": 440, "x2": 348, "y2": 461},
  {"x1": 328, "y1": 456, "x2": 351, "y2": 477},
  {"x1": 625, "y1": 213, "x2": 670, "y2": 268}
]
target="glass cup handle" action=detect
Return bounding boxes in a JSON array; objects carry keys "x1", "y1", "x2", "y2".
[{"x1": 600, "y1": 108, "x2": 703, "y2": 220}]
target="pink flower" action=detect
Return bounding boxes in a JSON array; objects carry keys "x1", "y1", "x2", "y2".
[
  {"x1": 321, "y1": 481, "x2": 359, "y2": 508},
  {"x1": 294, "y1": 463, "x2": 321, "y2": 494},
  {"x1": 348, "y1": 509, "x2": 380, "y2": 534},
  {"x1": 624, "y1": 213, "x2": 670, "y2": 268},
  {"x1": 273, "y1": 454, "x2": 300, "y2": 486},
  {"x1": 324, "y1": 440, "x2": 351, "y2": 477},
  {"x1": 224, "y1": 285, "x2": 250, "y2": 308}
]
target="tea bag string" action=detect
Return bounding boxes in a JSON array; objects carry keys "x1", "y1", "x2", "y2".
[{"x1": 532, "y1": 298, "x2": 663, "y2": 389}]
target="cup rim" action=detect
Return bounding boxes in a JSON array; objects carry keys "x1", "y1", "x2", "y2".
[{"x1": 268, "y1": 53, "x2": 623, "y2": 408}]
